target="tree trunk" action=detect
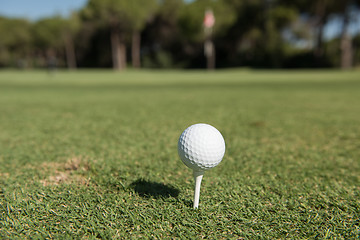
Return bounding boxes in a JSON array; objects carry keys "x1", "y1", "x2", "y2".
[
  {"x1": 314, "y1": 0, "x2": 327, "y2": 58},
  {"x1": 340, "y1": 7, "x2": 353, "y2": 69},
  {"x1": 206, "y1": 41, "x2": 215, "y2": 70},
  {"x1": 110, "y1": 28, "x2": 126, "y2": 70},
  {"x1": 119, "y1": 41, "x2": 127, "y2": 70},
  {"x1": 132, "y1": 31, "x2": 141, "y2": 68},
  {"x1": 204, "y1": 38, "x2": 215, "y2": 70},
  {"x1": 314, "y1": 22, "x2": 325, "y2": 58},
  {"x1": 64, "y1": 34, "x2": 77, "y2": 69}
]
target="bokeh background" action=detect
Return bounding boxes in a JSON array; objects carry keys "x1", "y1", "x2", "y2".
[
  {"x1": 1, "y1": 1, "x2": 360, "y2": 238},
  {"x1": 0, "y1": 0, "x2": 360, "y2": 70}
]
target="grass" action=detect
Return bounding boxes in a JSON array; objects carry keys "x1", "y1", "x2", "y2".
[{"x1": 0, "y1": 69, "x2": 359, "y2": 239}]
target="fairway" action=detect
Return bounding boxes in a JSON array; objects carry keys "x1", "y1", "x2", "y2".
[{"x1": 0, "y1": 69, "x2": 359, "y2": 239}]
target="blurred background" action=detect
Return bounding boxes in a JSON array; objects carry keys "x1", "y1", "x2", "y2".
[{"x1": 0, "y1": 0, "x2": 359, "y2": 70}]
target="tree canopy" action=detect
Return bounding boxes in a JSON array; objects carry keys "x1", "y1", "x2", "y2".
[{"x1": 0, "y1": 0, "x2": 359, "y2": 69}]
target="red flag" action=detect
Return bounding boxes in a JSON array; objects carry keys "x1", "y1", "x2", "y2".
[{"x1": 203, "y1": 9, "x2": 215, "y2": 28}]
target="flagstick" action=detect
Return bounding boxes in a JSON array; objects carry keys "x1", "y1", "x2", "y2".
[
  {"x1": 204, "y1": 8, "x2": 215, "y2": 70},
  {"x1": 193, "y1": 171, "x2": 204, "y2": 209}
]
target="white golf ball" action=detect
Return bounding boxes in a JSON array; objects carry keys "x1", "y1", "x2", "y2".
[{"x1": 178, "y1": 123, "x2": 225, "y2": 172}]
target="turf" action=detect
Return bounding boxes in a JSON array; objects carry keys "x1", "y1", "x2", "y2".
[{"x1": 0, "y1": 69, "x2": 359, "y2": 239}]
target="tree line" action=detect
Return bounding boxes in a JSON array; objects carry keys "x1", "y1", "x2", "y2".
[{"x1": 0, "y1": 0, "x2": 359, "y2": 70}]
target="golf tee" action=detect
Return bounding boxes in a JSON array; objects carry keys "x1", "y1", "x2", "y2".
[{"x1": 193, "y1": 171, "x2": 204, "y2": 209}]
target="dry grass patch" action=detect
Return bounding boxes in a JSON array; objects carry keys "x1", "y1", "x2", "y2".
[
  {"x1": 0, "y1": 172, "x2": 10, "y2": 179},
  {"x1": 40, "y1": 156, "x2": 91, "y2": 186}
]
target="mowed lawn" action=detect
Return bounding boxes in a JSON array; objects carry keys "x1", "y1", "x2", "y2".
[{"x1": 0, "y1": 69, "x2": 359, "y2": 239}]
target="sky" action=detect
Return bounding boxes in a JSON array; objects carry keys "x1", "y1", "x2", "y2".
[
  {"x1": 0, "y1": 0, "x2": 359, "y2": 40},
  {"x1": 0, "y1": 0, "x2": 88, "y2": 20},
  {"x1": 0, "y1": 0, "x2": 193, "y2": 20}
]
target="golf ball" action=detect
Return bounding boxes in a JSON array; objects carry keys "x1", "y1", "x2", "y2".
[{"x1": 178, "y1": 123, "x2": 225, "y2": 172}]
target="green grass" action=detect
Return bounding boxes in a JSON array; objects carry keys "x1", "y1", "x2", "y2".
[{"x1": 0, "y1": 69, "x2": 359, "y2": 239}]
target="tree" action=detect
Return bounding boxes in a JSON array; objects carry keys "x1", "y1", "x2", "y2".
[
  {"x1": 61, "y1": 13, "x2": 81, "y2": 69},
  {"x1": 338, "y1": 0, "x2": 360, "y2": 69},
  {"x1": 83, "y1": 0, "x2": 157, "y2": 70},
  {"x1": 264, "y1": 2, "x2": 298, "y2": 67},
  {"x1": 83, "y1": 0, "x2": 129, "y2": 70},
  {"x1": 0, "y1": 17, "x2": 31, "y2": 67},
  {"x1": 222, "y1": 0, "x2": 297, "y2": 67},
  {"x1": 32, "y1": 16, "x2": 79, "y2": 69},
  {"x1": 353, "y1": 33, "x2": 360, "y2": 66},
  {"x1": 141, "y1": 0, "x2": 185, "y2": 68},
  {"x1": 127, "y1": 0, "x2": 158, "y2": 68},
  {"x1": 146, "y1": 0, "x2": 184, "y2": 46},
  {"x1": 286, "y1": 0, "x2": 360, "y2": 68},
  {"x1": 280, "y1": 0, "x2": 343, "y2": 65}
]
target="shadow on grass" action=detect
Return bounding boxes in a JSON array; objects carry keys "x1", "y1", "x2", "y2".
[{"x1": 130, "y1": 179, "x2": 180, "y2": 199}]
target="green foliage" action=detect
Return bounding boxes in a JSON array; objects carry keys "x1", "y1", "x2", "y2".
[
  {"x1": 143, "y1": 50, "x2": 174, "y2": 68},
  {"x1": 63, "y1": 12, "x2": 81, "y2": 36},
  {"x1": 84, "y1": 0, "x2": 157, "y2": 31},
  {"x1": 127, "y1": 0, "x2": 158, "y2": 31},
  {"x1": 0, "y1": 18, "x2": 31, "y2": 49},
  {"x1": 0, "y1": 0, "x2": 359, "y2": 68},
  {"x1": 354, "y1": 34, "x2": 360, "y2": 67},
  {"x1": 0, "y1": 69, "x2": 359, "y2": 238},
  {"x1": 0, "y1": 18, "x2": 31, "y2": 66},
  {"x1": 157, "y1": 0, "x2": 184, "y2": 24},
  {"x1": 268, "y1": 5, "x2": 298, "y2": 29},
  {"x1": 32, "y1": 17, "x2": 66, "y2": 49}
]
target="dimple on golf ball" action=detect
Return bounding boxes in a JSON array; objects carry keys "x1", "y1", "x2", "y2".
[{"x1": 178, "y1": 123, "x2": 225, "y2": 172}]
